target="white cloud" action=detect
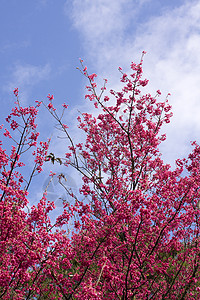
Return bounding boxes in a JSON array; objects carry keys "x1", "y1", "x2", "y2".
[
  {"x1": 67, "y1": 0, "x2": 147, "y2": 67},
  {"x1": 70, "y1": 0, "x2": 129, "y2": 36},
  {"x1": 4, "y1": 63, "x2": 51, "y2": 104},
  {"x1": 0, "y1": 40, "x2": 30, "y2": 54},
  {"x1": 131, "y1": 1, "x2": 200, "y2": 163},
  {"x1": 9, "y1": 63, "x2": 51, "y2": 88},
  {"x1": 67, "y1": 0, "x2": 200, "y2": 166}
]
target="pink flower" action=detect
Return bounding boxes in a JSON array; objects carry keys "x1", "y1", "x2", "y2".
[
  {"x1": 156, "y1": 89, "x2": 161, "y2": 95},
  {"x1": 62, "y1": 103, "x2": 69, "y2": 109},
  {"x1": 4, "y1": 128, "x2": 12, "y2": 138},
  {"x1": 10, "y1": 120, "x2": 19, "y2": 130},
  {"x1": 47, "y1": 94, "x2": 54, "y2": 101},
  {"x1": 48, "y1": 102, "x2": 54, "y2": 110},
  {"x1": 104, "y1": 96, "x2": 109, "y2": 102},
  {"x1": 13, "y1": 88, "x2": 19, "y2": 97},
  {"x1": 88, "y1": 73, "x2": 97, "y2": 82}
]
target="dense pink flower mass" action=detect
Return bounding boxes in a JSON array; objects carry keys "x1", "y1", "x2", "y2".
[{"x1": 1, "y1": 54, "x2": 200, "y2": 299}]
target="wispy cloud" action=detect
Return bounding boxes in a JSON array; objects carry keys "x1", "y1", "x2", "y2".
[
  {"x1": 4, "y1": 63, "x2": 51, "y2": 104},
  {"x1": 8, "y1": 63, "x2": 51, "y2": 88},
  {"x1": 0, "y1": 40, "x2": 30, "y2": 54},
  {"x1": 67, "y1": 0, "x2": 149, "y2": 68},
  {"x1": 68, "y1": 0, "x2": 200, "y2": 166}
]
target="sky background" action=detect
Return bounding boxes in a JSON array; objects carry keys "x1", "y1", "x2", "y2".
[{"x1": 1, "y1": 0, "x2": 200, "y2": 213}]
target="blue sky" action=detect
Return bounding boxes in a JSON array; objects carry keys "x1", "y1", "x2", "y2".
[{"x1": 1, "y1": 0, "x2": 200, "y2": 210}]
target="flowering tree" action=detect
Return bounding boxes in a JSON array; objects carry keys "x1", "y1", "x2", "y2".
[{"x1": 1, "y1": 53, "x2": 200, "y2": 299}]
